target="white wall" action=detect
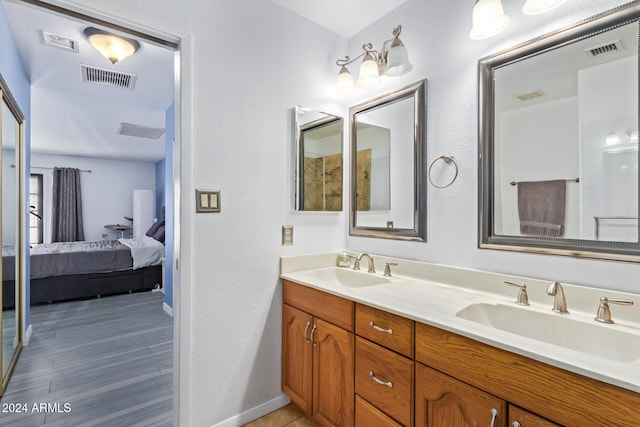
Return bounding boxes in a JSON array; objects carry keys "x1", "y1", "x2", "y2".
[
  {"x1": 579, "y1": 56, "x2": 638, "y2": 240},
  {"x1": 30, "y1": 153, "x2": 156, "y2": 242},
  {"x1": 496, "y1": 97, "x2": 579, "y2": 237},
  {"x1": 40, "y1": 1, "x2": 639, "y2": 426}
]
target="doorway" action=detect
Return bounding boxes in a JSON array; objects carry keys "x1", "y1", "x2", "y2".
[{"x1": 0, "y1": 0, "x2": 182, "y2": 424}]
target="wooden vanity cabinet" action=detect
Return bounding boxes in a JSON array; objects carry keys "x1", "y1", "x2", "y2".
[
  {"x1": 282, "y1": 280, "x2": 355, "y2": 427},
  {"x1": 354, "y1": 303, "x2": 414, "y2": 427},
  {"x1": 415, "y1": 322, "x2": 640, "y2": 426}
]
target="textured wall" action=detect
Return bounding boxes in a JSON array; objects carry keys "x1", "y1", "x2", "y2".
[{"x1": 345, "y1": 0, "x2": 640, "y2": 294}]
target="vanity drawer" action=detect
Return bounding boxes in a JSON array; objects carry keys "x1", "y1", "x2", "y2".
[
  {"x1": 356, "y1": 303, "x2": 414, "y2": 357},
  {"x1": 355, "y1": 336, "x2": 413, "y2": 426},
  {"x1": 283, "y1": 280, "x2": 354, "y2": 331},
  {"x1": 355, "y1": 395, "x2": 402, "y2": 427}
]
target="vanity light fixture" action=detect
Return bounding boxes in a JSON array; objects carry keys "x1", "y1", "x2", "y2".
[
  {"x1": 470, "y1": 0, "x2": 510, "y2": 40},
  {"x1": 335, "y1": 25, "x2": 413, "y2": 97},
  {"x1": 522, "y1": 0, "x2": 568, "y2": 15},
  {"x1": 470, "y1": 0, "x2": 570, "y2": 40},
  {"x1": 83, "y1": 27, "x2": 140, "y2": 64}
]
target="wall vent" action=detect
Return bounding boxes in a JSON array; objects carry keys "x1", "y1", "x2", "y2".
[
  {"x1": 117, "y1": 123, "x2": 165, "y2": 139},
  {"x1": 515, "y1": 89, "x2": 545, "y2": 101},
  {"x1": 81, "y1": 64, "x2": 137, "y2": 89},
  {"x1": 584, "y1": 40, "x2": 624, "y2": 59}
]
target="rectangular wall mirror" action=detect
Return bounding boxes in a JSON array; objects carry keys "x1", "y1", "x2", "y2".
[
  {"x1": 350, "y1": 79, "x2": 426, "y2": 241},
  {"x1": 294, "y1": 106, "x2": 344, "y2": 211},
  {"x1": 479, "y1": 3, "x2": 640, "y2": 261}
]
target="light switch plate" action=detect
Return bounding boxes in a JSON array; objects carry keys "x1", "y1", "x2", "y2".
[
  {"x1": 195, "y1": 189, "x2": 220, "y2": 213},
  {"x1": 282, "y1": 225, "x2": 293, "y2": 246}
]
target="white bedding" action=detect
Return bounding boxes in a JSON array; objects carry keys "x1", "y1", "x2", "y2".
[{"x1": 118, "y1": 235, "x2": 165, "y2": 269}]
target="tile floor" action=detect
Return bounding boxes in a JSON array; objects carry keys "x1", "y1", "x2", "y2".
[{"x1": 242, "y1": 404, "x2": 316, "y2": 427}]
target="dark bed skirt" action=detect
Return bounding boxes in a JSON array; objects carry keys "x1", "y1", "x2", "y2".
[{"x1": 2, "y1": 265, "x2": 162, "y2": 308}]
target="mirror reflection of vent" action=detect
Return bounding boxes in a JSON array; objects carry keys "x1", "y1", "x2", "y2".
[
  {"x1": 584, "y1": 40, "x2": 624, "y2": 59},
  {"x1": 81, "y1": 64, "x2": 137, "y2": 89},
  {"x1": 515, "y1": 89, "x2": 545, "y2": 102},
  {"x1": 117, "y1": 123, "x2": 165, "y2": 139}
]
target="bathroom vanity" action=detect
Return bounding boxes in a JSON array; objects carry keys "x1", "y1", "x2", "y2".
[{"x1": 280, "y1": 253, "x2": 640, "y2": 427}]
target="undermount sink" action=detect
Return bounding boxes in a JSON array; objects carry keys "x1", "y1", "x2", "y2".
[
  {"x1": 300, "y1": 267, "x2": 390, "y2": 288},
  {"x1": 456, "y1": 303, "x2": 640, "y2": 363}
]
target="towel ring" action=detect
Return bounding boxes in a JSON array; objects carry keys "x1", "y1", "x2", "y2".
[{"x1": 428, "y1": 155, "x2": 458, "y2": 188}]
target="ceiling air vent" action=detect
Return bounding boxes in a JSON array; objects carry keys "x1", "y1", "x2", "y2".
[
  {"x1": 117, "y1": 123, "x2": 165, "y2": 140},
  {"x1": 584, "y1": 40, "x2": 624, "y2": 59},
  {"x1": 81, "y1": 64, "x2": 137, "y2": 89}
]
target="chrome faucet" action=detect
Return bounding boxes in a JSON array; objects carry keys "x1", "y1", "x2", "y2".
[
  {"x1": 546, "y1": 281, "x2": 568, "y2": 313},
  {"x1": 353, "y1": 253, "x2": 375, "y2": 273}
]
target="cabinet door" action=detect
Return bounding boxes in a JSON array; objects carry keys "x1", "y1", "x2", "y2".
[
  {"x1": 416, "y1": 363, "x2": 506, "y2": 427},
  {"x1": 282, "y1": 304, "x2": 313, "y2": 414},
  {"x1": 508, "y1": 405, "x2": 561, "y2": 427},
  {"x1": 313, "y1": 318, "x2": 355, "y2": 427}
]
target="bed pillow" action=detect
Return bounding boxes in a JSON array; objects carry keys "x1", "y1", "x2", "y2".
[
  {"x1": 145, "y1": 220, "x2": 165, "y2": 237},
  {"x1": 151, "y1": 225, "x2": 165, "y2": 244}
]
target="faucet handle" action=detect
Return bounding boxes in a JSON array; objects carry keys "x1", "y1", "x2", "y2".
[
  {"x1": 383, "y1": 262, "x2": 398, "y2": 277},
  {"x1": 595, "y1": 297, "x2": 634, "y2": 324},
  {"x1": 504, "y1": 281, "x2": 529, "y2": 306}
]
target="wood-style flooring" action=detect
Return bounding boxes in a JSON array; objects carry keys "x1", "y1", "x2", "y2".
[{"x1": 0, "y1": 291, "x2": 173, "y2": 426}]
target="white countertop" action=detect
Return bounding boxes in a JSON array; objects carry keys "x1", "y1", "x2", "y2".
[{"x1": 280, "y1": 252, "x2": 640, "y2": 394}]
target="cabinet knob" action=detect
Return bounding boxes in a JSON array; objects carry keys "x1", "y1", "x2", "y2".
[{"x1": 512, "y1": 422, "x2": 522, "y2": 427}]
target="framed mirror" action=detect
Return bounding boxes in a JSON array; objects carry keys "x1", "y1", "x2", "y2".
[
  {"x1": 479, "y1": 3, "x2": 640, "y2": 261},
  {"x1": 350, "y1": 79, "x2": 426, "y2": 241},
  {"x1": 294, "y1": 106, "x2": 344, "y2": 211},
  {"x1": 0, "y1": 73, "x2": 24, "y2": 395}
]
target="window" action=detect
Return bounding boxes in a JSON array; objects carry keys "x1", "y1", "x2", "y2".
[{"x1": 30, "y1": 174, "x2": 43, "y2": 245}]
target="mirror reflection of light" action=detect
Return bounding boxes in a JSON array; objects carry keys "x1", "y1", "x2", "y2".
[{"x1": 605, "y1": 131, "x2": 621, "y2": 146}]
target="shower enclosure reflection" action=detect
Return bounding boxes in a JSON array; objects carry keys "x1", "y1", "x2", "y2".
[{"x1": 295, "y1": 106, "x2": 343, "y2": 211}]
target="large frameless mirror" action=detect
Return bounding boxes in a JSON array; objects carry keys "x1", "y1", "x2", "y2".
[
  {"x1": 479, "y1": 3, "x2": 640, "y2": 261},
  {"x1": 0, "y1": 73, "x2": 24, "y2": 395},
  {"x1": 294, "y1": 106, "x2": 344, "y2": 211},
  {"x1": 350, "y1": 79, "x2": 426, "y2": 241}
]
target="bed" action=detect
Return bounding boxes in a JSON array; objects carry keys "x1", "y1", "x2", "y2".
[{"x1": 2, "y1": 235, "x2": 164, "y2": 307}]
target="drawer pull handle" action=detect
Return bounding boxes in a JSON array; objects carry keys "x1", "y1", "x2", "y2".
[
  {"x1": 369, "y1": 321, "x2": 394, "y2": 335},
  {"x1": 512, "y1": 422, "x2": 521, "y2": 427},
  {"x1": 303, "y1": 321, "x2": 311, "y2": 343},
  {"x1": 490, "y1": 408, "x2": 499, "y2": 427},
  {"x1": 369, "y1": 371, "x2": 393, "y2": 388}
]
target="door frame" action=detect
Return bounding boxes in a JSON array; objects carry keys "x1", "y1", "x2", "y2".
[{"x1": 10, "y1": 1, "x2": 191, "y2": 425}]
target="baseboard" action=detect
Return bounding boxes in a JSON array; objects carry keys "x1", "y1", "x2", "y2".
[
  {"x1": 24, "y1": 324, "x2": 33, "y2": 346},
  {"x1": 211, "y1": 394, "x2": 290, "y2": 427},
  {"x1": 163, "y1": 302, "x2": 173, "y2": 317}
]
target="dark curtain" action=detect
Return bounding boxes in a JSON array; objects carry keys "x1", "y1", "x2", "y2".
[{"x1": 51, "y1": 167, "x2": 85, "y2": 242}]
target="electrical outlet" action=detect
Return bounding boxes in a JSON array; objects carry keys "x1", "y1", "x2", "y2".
[{"x1": 282, "y1": 225, "x2": 293, "y2": 246}]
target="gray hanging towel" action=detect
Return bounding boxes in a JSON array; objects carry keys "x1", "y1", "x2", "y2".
[{"x1": 517, "y1": 179, "x2": 566, "y2": 237}]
